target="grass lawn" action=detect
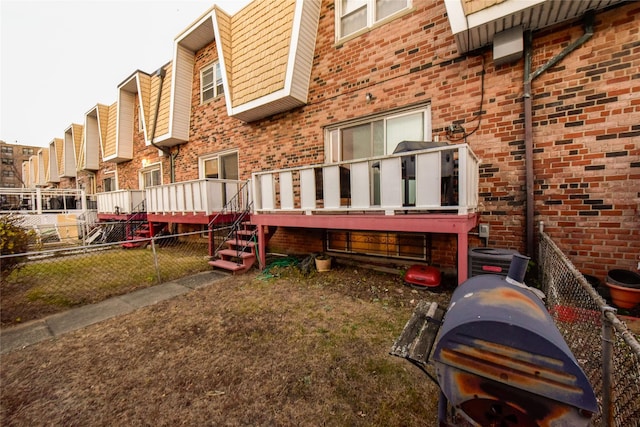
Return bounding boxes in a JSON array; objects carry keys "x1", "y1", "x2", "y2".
[
  {"x1": 1, "y1": 243, "x2": 211, "y2": 326},
  {"x1": 1, "y1": 265, "x2": 452, "y2": 426}
]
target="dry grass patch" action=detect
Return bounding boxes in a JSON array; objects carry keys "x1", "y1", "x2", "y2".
[{"x1": 1, "y1": 264, "x2": 452, "y2": 426}]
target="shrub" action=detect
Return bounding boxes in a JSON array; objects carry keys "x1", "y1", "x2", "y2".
[{"x1": 0, "y1": 213, "x2": 34, "y2": 276}]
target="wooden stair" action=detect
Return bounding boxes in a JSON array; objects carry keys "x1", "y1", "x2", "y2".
[
  {"x1": 122, "y1": 222, "x2": 167, "y2": 249},
  {"x1": 208, "y1": 222, "x2": 257, "y2": 274}
]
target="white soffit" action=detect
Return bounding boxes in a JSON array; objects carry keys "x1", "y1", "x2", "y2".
[{"x1": 445, "y1": 0, "x2": 627, "y2": 54}]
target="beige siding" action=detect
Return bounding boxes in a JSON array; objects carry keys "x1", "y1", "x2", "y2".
[
  {"x1": 55, "y1": 138, "x2": 64, "y2": 175},
  {"x1": 72, "y1": 123, "x2": 83, "y2": 162},
  {"x1": 149, "y1": 63, "x2": 173, "y2": 139},
  {"x1": 116, "y1": 91, "x2": 135, "y2": 161},
  {"x1": 40, "y1": 148, "x2": 50, "y2": 184},
  {"x1": 289, "y1": 0, "x2": 321, "y2": 101},
  {"x1": 215, "y1": 10, "x2": 233, "y2": 97},
  {"x1": 77, "y1": 137, "x2": 86, "y2": 170},
  {"x1": 138, "y1": 72, "x2": 151, "y2": 139},
  {"x1": 230, "y1": 0, "x2": 294, "y2": 107},
  {"x1": 462, "y1": 0, "x2": 508, "y2": 15},
  {"x1": 84, "y1": 110, "x2": 100, "y2": 170},
  {"x1": 104, "y1": 103, "x2": 118, "y2": 159},
  {"x1": 171, "y1": 45, "x2": 194, "y2": 140},
  {"x1": 97, "y1": 103, "x2": 110, "y2": 150}
]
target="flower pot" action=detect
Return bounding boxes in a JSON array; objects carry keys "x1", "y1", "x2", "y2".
[
  {"x1": 604, "y1": 270, "x2": 640, "y2": 309},
  {"x1": 315, "y1": 256, "x2": 331, "y2": 272}
]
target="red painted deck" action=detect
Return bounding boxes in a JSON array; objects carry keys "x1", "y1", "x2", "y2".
[{"x1": 251, "y1": 212, "x2": 479, "y2": 285}]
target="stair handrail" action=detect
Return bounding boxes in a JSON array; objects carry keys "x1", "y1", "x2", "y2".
[
  {"x1": 119, "y1": 199, "x2": 148, "y2": 243},
  {"x1": 206, "y1": 180, "x2": 250, "y2": 229},
  {"x1": 208, "y1": 181, "x2": 255, "y2": 260}
]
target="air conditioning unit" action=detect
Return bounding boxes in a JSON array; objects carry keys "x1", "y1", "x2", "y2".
[{"x1": 468, "y1": 247, "x2": 520, "y2": 278}]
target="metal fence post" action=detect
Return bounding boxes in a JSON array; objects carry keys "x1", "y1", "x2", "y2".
[
  {"x1": 150, "y1": 237, "x2": 162, "y2": 284},
  {"x1": 601, "y1": 306, "x2": 616, "y2": 427}
]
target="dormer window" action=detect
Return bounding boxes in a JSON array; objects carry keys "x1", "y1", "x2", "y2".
[
  {"x1": 201, "y1": 61, "x2": 223, "y2": 103},
  {"x1": 337, "y1": 0, "x2": 410, "y2": 40}
]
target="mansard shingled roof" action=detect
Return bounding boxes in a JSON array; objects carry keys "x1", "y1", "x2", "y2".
[{"x1": 174, "y1": 0, "x2": 321, "y2": 122}]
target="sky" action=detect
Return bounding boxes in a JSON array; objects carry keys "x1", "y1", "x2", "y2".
[{"x1": 0, "y1": 0, "x2": 250, "y2": 148}]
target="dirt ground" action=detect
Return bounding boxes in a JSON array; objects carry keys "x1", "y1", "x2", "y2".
[{"x1": 1, "y1": 262, "x2": 453, "y2": 426}]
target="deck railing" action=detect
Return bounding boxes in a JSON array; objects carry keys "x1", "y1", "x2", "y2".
[
  {"x1": 96, "y1": 190, "x2": 145, "y2": 215},
  {"x1": 252, "y1": 143, "x2": 479, "y2": 215},
  {"x1": 145, "y1": 179, "x2": 249, "y2": 215},
  {"x1": 0, "y1": 187, "x2": 89, "y2": 214}
]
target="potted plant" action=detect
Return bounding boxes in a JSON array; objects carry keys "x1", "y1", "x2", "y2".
[{"x1": 315, "y1": 253, "x2": 332, "y2": 272}]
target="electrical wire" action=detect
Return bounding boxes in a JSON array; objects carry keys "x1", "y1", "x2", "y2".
[{"x1": 446, "y1": 54, "x2": 486, "y2": 142}]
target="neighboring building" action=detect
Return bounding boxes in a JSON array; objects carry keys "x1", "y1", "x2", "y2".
[
  {"x1": 0, "y1": 140, "x2": 40, "y2": 188},
  {"x1": 35, "y1": 0, "x2": 640, "y2": 281}
]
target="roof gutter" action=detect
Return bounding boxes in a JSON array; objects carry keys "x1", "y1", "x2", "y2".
[{"x1": 523, "y1": 11, "x2": 595, "y2": 256}]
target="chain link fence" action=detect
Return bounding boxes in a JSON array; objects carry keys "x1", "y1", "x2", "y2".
[
  {"x1": 3, "y1": 218, "x2": 639, "y2": 426},
  {"x1": 1, "y1": 226, "x2": 218, "y2": 327},
  {"x1": 539, "y1": 229, "x2": 640, "y2": 426}
]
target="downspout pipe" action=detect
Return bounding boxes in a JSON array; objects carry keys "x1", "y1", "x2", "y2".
[
  {"x1": 523, "y1": 11, "x2": 595, "y2": 256},
  {"x1": 149, "y1": 67, "x2": 177, "y2": 183}
]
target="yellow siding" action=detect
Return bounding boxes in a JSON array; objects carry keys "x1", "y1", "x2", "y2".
[
  {"x1": 215, "y1": 9, "x2": 233, "y2": 97},
  {"x1": 77, "y1": 137, "x2": 86, "y2": 169},
  {"x1": 97, "y1": 103, "x2": 110, "y2": 152},
  {"x1": 71, "y1": 124, "x2": 83, "y2": 158},
  {"x1": 104, "y1": 103, "x2": 118, "y2": 158},
  {"x1": 138, "y1": 72, "x2": 151, "y2": 136},
  {"x1": 462, "y1": 0, "x2": 507, "y2": 15},
  {"x1": 41, "y1": 148, "x2": 50, "y2": 183},
  {"x1": 229, "y1": 0, "x2": 295, "y2": 107},
  {"x1": 151, "y1": 63, "x2": 173, "y2": 138},
  {"x1": 54, "y1": 138, "x2": 64, "y2": 172}
]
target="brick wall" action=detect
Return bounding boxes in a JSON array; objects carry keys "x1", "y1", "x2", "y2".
[
  {"x1": 105, "y1": 1, "x2": 638, "y2": 279},
  {"x1": 525, "y1": 4, "x2": 640, "y2": 276}
]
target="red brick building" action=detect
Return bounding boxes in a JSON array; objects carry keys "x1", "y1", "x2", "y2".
[{"x1": 43, "y1": 0, "x2": 640, "y2": 281}]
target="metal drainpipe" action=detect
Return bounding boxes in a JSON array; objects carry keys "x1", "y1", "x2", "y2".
[
  {"x1": 523, "y1": 11, "x2": 595, "y2": 256},
  {"x1": 149, "y1": 67, "x2": 176, "y2": 183}
]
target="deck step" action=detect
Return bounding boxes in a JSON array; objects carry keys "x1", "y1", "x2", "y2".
[
  {"x1": 208, "y1": 259, "x2": 248, "y2": 272},
  {"x1": 225, "y1": 239, "x2": 255, "y2": 248},
  {"x1": 217, "y1": 249, "x2": 255, "y2": 259}
]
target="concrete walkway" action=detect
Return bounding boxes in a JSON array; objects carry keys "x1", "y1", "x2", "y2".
[{"x1": 0, "y1": 271, "x2": 230, "y2": 355}]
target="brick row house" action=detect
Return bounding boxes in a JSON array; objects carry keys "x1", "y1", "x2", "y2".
[{"x1": 19, "y1": 0, "x2": 639, "y2": 284}]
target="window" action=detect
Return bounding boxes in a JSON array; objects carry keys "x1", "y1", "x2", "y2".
[
  {"x1": 3, "y1": 170, "x2": 14, "y2": 177},
  {"x1": 337, "y1": 0, "x2": 410, "y2": 40},
  {"x1": 140, "y1": 165, "x2": 161, "y2": 189},
  {"x1": 327, "y1": 230, "x2": 426, "y2": 260},
  {"x1": 325, "y1": 106, "x2": 430, "y2": 162},
  {"x1": 22, "y1": 148, "x2": 34, "y2": 155},
  {"x1": 1, "y1": 146, "x2": 13, "y2": 154},
  {"x1": 201, "y1": 61, "x2": 224, "y2": 103},
  {"x1": 199, "y1": 151, "x2": 238, "y2": 180},
  {"x1": 2, "y1": 158, "x2": 14, "y2": 165},
  {"x1": 103, "y1": 176, "x2": 116, "y2": 192},
  {"x1": 325, "y1": 106, "x2": 430, "y2": 206}
]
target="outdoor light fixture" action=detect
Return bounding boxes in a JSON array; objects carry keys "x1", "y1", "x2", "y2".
[{"x1": 365, "y1": 92, "x2": 375, "y2": 102}]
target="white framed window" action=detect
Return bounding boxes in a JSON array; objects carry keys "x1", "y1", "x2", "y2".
[
  {"x1": 140, "y1": 163, "x2": 162, "y2": 189},
  {"x1": 325, "y1": 105, "x2": 431, "y2": 162},
  {"x1": 103, "y1": 176, "x2": 115, "y2": 192},
  {"x1": 201, "y1": 61, "x2": 224, "y2": 103},
  {"x1": 198, "y1": 151, "x2": 238, "y2": 180},
  {"x1": 336, "y1": 0, "x2": 411, "y2": 40}
]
